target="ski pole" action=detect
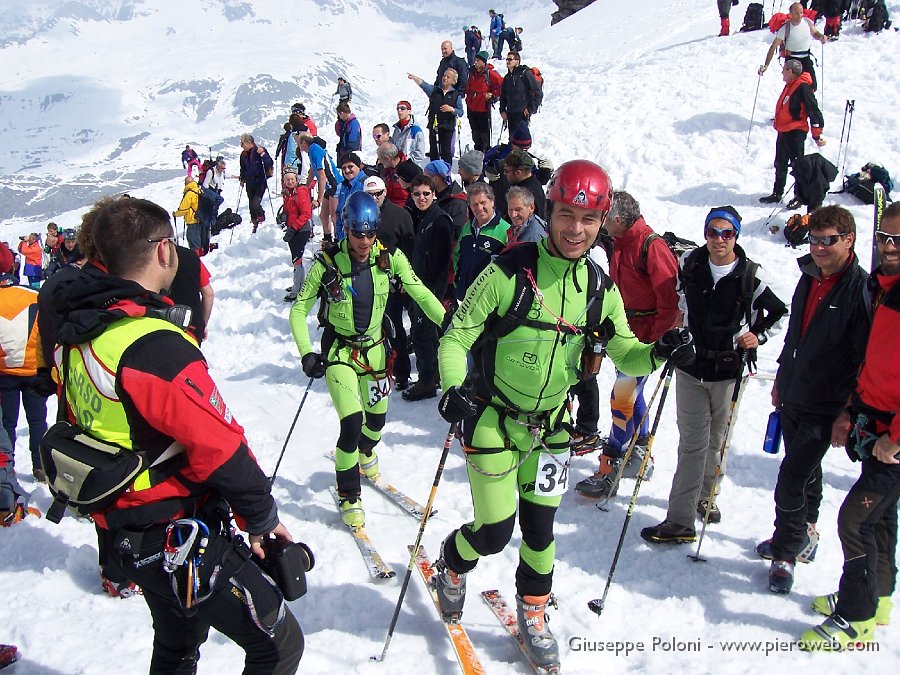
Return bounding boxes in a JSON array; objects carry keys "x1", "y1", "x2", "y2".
[
  {"x1": 597, "y1": 367, "x2": 672, "y2": 512},
  {"x1": 837, "y1": 100, "x2": 850, "y2": 173},
  {"x1": 269, "y1": 377, "x2": 314, "y2": 485},
  {"x1": 820, "y1": 42, "x2": 825, "y2": 106},
  {"x1": 496, "y1": 120, "x2": 507, "y2": 147},
  {"x1": 839, "y1": 100, "x2": 855, "y2": 179},
  {"x1": 588, "y1": 362, "x2": 675, "y2": 617},
  {"x1": 372, "y1": 422, "x2": 460, "y2": 663},
  {"x1": 746, "y1": 73, "x2": 762, "y2": 151},
  {"x1": 763, "y1": 180, "x2": 794, "y2": 232},
  {"x1": 230, "y1": 183, "x2": 244, "y2": 245},
  {"x1": 688, "y1": 366, "x2": 750, "y2": 563}
]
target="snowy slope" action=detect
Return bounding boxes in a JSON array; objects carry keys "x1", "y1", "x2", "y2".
[{"x1": 2, "y1": 0, "x2": 900, "y2": 673}]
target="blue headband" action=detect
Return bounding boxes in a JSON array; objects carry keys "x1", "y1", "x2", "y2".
[{"x1": 705, "y1": 209, "x2": 741, "y2": 234}]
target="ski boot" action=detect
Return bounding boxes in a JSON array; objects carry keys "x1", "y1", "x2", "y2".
[
  {"x1": 575, "y1": 453, "x2": 619, "y2": 499},
  {"x1": 339, "y1": 496, "x2": 365, "y2": 529},
  {"x1": 516, "y1": 593, "x2": 560, "y2": 671},
  {"x1": 0, "y1": 503, "x2": 42, "y2": 527},
  {"x1": 360, "y1": 451, "x2": 379, "y2": 480},
  {"x1": 759, "y1": 192, "x2": 783, "y2": 204},
  {"x1": 433, "y1": 536, "x2": 467, "y2": 623},
  {"x1": 799, "y1": 613, "x2": 876, "y2": 651},
  {"x1": 768, "y1": 560, "x2": 794, "y2": 594},
  {"x1": 569, "y1": 426, "x2": 601, "y2": 455},
  {"x1": 812, "y1": 593, "x2": 893, "y2": 626},
  {"x1": 621, "y1": 439, "x2": 653, "y2": 480}
]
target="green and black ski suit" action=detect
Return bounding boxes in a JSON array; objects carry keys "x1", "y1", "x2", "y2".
[
  {"x1": 438, "y1": 238, "x2": 658, "y2": 596},
  {"x1": 290, "y1": 240, "x2": 444, "y2": 498}
]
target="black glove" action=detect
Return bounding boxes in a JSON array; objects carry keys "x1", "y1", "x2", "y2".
[
  {"x1": 301, "y1": 353, "x2": 327, "y2": 379},
  {"x1": 653, "y1": 328, "x2": 696, "y2": 368},
  {"x1": 590, "y1": 317, "x2": 616, "y2": 348},
  {"x1": 29, "y1": 368, "x2": 57, "y2": 397},
  {"x1": 438, "y1": 385, "x2": 477, "y2": 424}
]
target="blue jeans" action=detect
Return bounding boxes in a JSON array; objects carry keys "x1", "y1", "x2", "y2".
[{"x1": 0, "y1": 373, "x2": 48, "y2": 467}]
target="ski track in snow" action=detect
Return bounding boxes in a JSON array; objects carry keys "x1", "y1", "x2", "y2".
[{"x1": 1, "y1": 0, "x2": 899, "y2": 673}]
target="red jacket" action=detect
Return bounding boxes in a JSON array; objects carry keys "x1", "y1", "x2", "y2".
[
  {"x1": 608, "y1": 218, "x2": 680, "y2": 342},
  {"x1": 465, "y1": 64, "x2": 503, "y2": 113},
  {"x1": 283, "y1": 185, "x2": 312, "y2": 231},
  {"x1": 774, "y1": 71, "x2": 823, "y2": 136},
  {"x1": 855, "y1": 272, "x2": 900, "y2": 443},
  {"x1": 383, "y1": 160, "x2": 410, "y2": 208}
]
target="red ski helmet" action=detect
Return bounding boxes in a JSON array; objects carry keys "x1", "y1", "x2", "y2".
[{"x1": 546, "y1": 160, "x2": 613, "y2": 213}]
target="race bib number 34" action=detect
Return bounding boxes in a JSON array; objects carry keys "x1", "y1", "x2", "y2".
[{"x1": 535, "y1": 452, "x2": 569, "y2": 497}]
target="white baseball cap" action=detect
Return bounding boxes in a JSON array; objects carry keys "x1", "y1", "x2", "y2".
[{"x1": 364, "y1": 176, "x2": 386, "y2": 193}]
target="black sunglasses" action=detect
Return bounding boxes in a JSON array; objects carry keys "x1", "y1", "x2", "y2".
[
  {"x1": 350, "y1": 231, "x2": 377, "y2": 240},
  {"x1": 808, "y1": 233, "x2": 847, "y2": 247}
]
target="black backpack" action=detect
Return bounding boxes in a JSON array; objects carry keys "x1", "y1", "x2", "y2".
[
  {"x1": 783, "y1": 213, "x2": 810, "y2": 248},
  {"x1": 640, "y1": 231, "x2": 699, "y2": 269},
  {"x1": 741, "y1": 2, "x2": 766, "y2": 31},
  {"x1": 843, "y1": 162, "x2": 893, "y2": 204}
]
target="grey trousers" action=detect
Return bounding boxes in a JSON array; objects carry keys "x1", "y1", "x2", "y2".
[{"x1": 666, "y1": 370, "x2": 736, "y2": 528}]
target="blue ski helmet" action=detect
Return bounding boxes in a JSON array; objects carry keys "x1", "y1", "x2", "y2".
[{"x1": 342, "y1": 191, "x2": 381, "y2": 234}]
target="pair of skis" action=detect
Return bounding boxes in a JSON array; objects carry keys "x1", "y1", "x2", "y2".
[
  {"x1": 327, "y1": 450, "x2": 441, "y2": 579},
  {"x1": 412, "y1": 545, "x2": 560, "y2": 675}
]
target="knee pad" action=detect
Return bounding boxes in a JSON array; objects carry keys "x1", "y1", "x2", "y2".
[
  {"x1": 461, "y1": 513, "x2": 516, "y2": 557},
  {"x1": 337, "y1": 412, "x2": 363, "y2": 454},
  {"x1": 518, "y1": 499, "x2": 557, "y2": 553},
  {"x1": 364, "y1": 411, "x2": 386, "y2": 435}
]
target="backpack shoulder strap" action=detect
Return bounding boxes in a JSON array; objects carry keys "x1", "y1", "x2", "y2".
[
  {"x1": 640, "y1": 232, "x2": 661, "y2": 271},
  {"x1": 488, "y1": 244, "x2": 539, "y2": 340},
  {"x1": 741, "y1": 259, "x2": 760, "y2": 327},
  {"x1": 584, "y1": 256, "x2": 612, "y2": 330}
]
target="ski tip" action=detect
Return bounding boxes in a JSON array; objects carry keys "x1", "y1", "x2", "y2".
[{"x1": 587, "y1": 598, "x2": 603, "y2": 616}]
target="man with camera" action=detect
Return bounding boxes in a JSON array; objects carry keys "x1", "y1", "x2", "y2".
[{"x1": 52, "y1": 197, "x2": 302, "y2": 673}]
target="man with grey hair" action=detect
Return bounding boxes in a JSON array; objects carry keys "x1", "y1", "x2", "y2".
[
  {"x1": 376, "y1": 142, "x2": 409, "y2": 207},
  {"x1": 575, "y1": 190, "x2": 680, "y2": 497},
  {"x1": 759, "y1": 58, "x2": 825, "y2": 206},
  {"x1": 453, "y1": 182, "x2": 510, "y2": 301},
  {"x1": 505, "y1": 186, "x2": 546, "y2": 245}
]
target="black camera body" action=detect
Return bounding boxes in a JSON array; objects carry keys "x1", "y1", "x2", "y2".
[{"x1": 259, "y1": 539, "x2": 315, "y2": 601}]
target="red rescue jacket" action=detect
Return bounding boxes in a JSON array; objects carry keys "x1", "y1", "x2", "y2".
[
  {"x1": 608, "y1": 218, "x2": 680, "y2": 342},
  {"x1": 465, "y1": 65, "x2": 503, "y2": 113}
]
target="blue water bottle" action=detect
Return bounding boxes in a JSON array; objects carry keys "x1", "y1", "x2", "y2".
[{"x1": 763, "y1": 410, "x2": 782, "y2": 454}]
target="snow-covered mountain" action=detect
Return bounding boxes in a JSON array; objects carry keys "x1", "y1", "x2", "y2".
[{"x1": 1, "y1": 0, "x2": 899, "y2": 673}]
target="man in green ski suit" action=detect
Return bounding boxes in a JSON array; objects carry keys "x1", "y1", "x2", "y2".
[
  {"x1": 290, "y1": 192, "x2": 444, "y2": 528},
  {"x1": 432, "y1": 160, "x2": 697, "y2": 670}
]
